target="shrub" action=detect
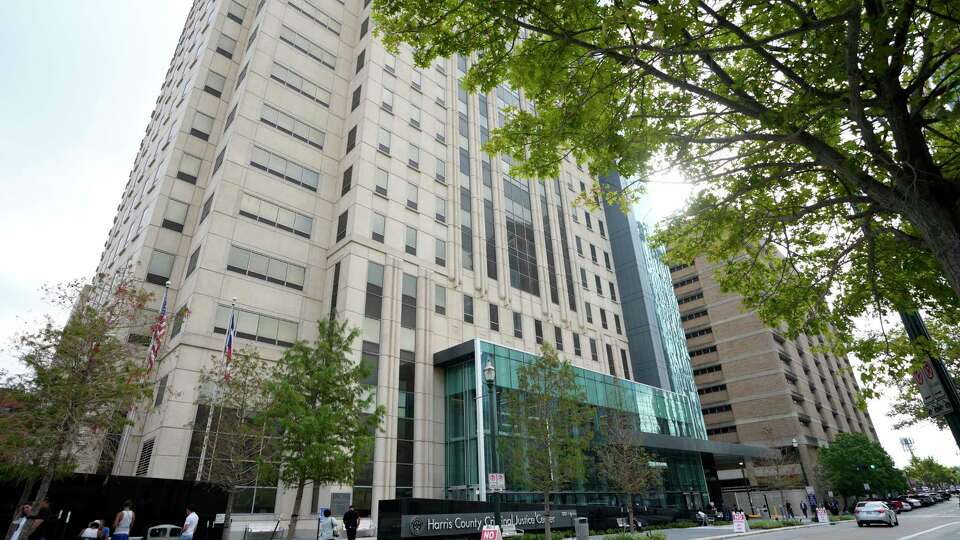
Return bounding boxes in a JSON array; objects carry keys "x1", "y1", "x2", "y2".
[{"x1": 605, "y1": 533, "x2": 667, "y2": 540}]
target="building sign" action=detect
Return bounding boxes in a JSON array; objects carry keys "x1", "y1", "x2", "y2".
[
  {"x1": 913, "y1": 359, "x2": 953, "y2": 417},
  {"x1": 401, "y1": 510, "x2": 578, "y2": 538}
]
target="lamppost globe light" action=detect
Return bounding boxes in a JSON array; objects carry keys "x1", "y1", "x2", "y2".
[{"x1": 483, "y1": 359, "x2": 496, "y2": 384}]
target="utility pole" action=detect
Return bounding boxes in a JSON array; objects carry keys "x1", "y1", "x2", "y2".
[{"x1": 899, "y1": 312, "x2": 960, "y2": 450}]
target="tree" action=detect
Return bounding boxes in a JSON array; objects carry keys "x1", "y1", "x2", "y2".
[
  {"x1": 855, "y1": 311, "x2": 960, "y2": 427},
  {"x1": 903, "y1": 456, "x2": 955, "y2": 487},
  {"x1": 819, "y1": 433, "x2": 906, "y2": 505},
  {"x1": 259, "y1": 319, "x2": 384, "y2": 540},
  {"x1": 502, "y1": 344, "x2": 594, "y2": 540},
  {"x1": 595, "y1": 384, "x2": 663, "y2": 532},
  {"x1": 0, "y1": 276, "x2": 155, "y2": 504},
  {"x1": 373, "y1": 0, "x2": 960, "y2": 364},
  {"x1": 194, "y1": 349, "x2": 272, "y2": 540}
]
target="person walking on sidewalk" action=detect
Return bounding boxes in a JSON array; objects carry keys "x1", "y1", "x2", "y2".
[
  {"x1": 26, "y1": 500, "x2": 54, "y2": 540},
  {"x1": 180, "y1": 507, "x2": 199, "y2": 540},
  {"x1": 317, "y1": 510, "x2": 337, "y2": 540},
  {"x1": 113, "y1": 501, "x2": 135, "y2": 540},
  {"x1": 342, "y1": 506, "x2": 359, "y2": 540}
]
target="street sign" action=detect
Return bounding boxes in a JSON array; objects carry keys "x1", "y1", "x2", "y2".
[
  {"x1": 487, "y1": 472, "x2": 505, "y2": 493},
  {"x1": 816, "y1": 507, "x2": 829, "y2": 524},
  {"x1": 805, "y1": 486, "x2": 815, "y2": 495},
  {"x1": 480, "y1": 525, "x2": 501, "y2": 540},
  {"x1": 863, "y1": 483, "x2": 870, "y2": 492},
  {"x1": 913, "y1": 359, "x2": 954, "y2": 417},
  {"x1": 732, "y1": 511, "x2": 748, "y2": 533}
]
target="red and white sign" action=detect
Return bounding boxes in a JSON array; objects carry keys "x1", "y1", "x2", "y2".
[
  {"x1": 913, "y1": 360, "x2": 953, "y2": 416},
  {"x1": 732, "y1": 511, "x2": 747, "y2": 533},
  {"x1": 816, "y1": 507, "x2": 829, "y2": 524},
  {"x1": 487, "y1": 473, "x2": 505, "y2": 493},
  {"x1": 480, "y1": 525, "x2": 501, "y2": 540}
]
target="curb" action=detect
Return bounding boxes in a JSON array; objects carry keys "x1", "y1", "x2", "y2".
[{"x1": 691, "y1": 522, "x2": 835, "y2": 539}]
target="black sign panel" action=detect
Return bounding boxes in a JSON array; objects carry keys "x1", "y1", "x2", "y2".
[{"x1": 400, "y1": 510, "x2": 578, "y2": 537}]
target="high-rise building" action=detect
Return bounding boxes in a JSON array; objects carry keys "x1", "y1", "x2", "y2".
[
  {"x1": 90, "y1": 0, "x2": 761, "y2": 529},
  {"x1": 668, "y1": 252, "x2": 878, "y2": 493}
]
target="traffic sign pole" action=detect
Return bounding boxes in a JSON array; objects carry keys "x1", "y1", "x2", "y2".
[{"x1": 900, "y1": 311, "x2": 960, "y2": 450}]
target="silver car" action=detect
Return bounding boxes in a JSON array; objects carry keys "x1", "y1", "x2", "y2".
[{"x1": 855, "y1": 501, "x2": 898, "y2": 527}]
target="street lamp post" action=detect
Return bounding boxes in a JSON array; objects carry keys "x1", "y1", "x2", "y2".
[
  {"x1": 792, "y1": 438, "x2": 810, "y2": 487},
  {"x1": 483, "y1": 359, "x2": 502, "y2": 530}
]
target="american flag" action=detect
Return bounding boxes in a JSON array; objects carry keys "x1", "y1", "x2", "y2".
[
  {"x1": 146, "y1": 286, "x2": 169, "y2": 372},
  {"x1": 222, "y1": 308, "x2": 237, "y2": 380}
]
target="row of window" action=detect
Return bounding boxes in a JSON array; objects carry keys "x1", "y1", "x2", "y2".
[
  {"x1": 701, "y1": 404, "x2": 732, "y2": 415},
  {"x1": 692, "y1": 364, "x2": 722, "y2": 376},
  {"x1": 673, "y1": 275, "x2": 700, "y2": 289}
]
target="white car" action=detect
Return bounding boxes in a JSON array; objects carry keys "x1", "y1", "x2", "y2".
[
  {"x1": 900, "y1": 501, "x2": 913, "y2": 511},
  {"x1": 855, "y1": 502, "x2": 898, "y2": 527}
]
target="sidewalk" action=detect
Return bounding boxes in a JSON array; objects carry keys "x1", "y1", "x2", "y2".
[{"x1": 563, "y1": 521, "x2": 831, "y2": 540}]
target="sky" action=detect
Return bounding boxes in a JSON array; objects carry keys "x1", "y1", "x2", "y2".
[{"x1": 0, "y1": 2, "x2": 955, "y2": 469}]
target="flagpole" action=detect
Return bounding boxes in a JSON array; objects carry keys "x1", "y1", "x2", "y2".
[
  {"x1": 113, "y1": 279, "x2": 169, "y2": 475},
  {"x1": 197, "y1": 297, "x2": 236, "y2": 481}
]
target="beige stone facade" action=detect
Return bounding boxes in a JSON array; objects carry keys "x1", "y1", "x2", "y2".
[
  {"x1": 670, "y1": 257, "x2": 877, "y2": 492},
  {"x1": 91, "y1": 0, "x2": 632, "y2": 530}
]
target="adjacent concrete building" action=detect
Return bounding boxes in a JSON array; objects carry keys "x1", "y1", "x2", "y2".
[
  {"x1": 668, "y1": 255, "x2": 878, "y2": 495},
  {"x1": 90, "y1": 0, "x2": 747, "y2": 530}
]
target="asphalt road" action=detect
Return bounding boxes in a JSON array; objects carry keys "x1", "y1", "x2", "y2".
[{"x1": 663, "y1": 498, "x2": 960, "y2": 540}]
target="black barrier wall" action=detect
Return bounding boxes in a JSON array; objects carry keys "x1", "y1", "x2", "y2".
[
  {"x1": 377, "y1": 499, "x2": 695, "y2": 540},
  {"x1": 2, "y1": 474, "x2": 227, "y2": 540}
]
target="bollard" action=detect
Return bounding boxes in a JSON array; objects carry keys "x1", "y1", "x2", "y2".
[{"x1": 574, "y1": 517, "x2": 589, "y2": 540}]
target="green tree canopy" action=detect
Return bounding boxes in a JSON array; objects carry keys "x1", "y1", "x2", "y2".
[
  {"x1": 903, "y1": 456, "x2": 957, "y2": 486},
  {"x1": 259, "y1": 319, "x2": 384, "y2": 540},
  {"x1": 855, "y1": 311, "x2": 960, "y2": 425},
  {"x1": 819, "y1": 432, "x2": 906, "y2": 498},
  {"x1": 373, "y1": 0, "x2": 960, "y2": 362},
  {"x1": 503, "y1": 344, "x2": 594, "y2": 540},
  {"x1": 0, "y1": 276, "x2": 155, "y2": 503}
]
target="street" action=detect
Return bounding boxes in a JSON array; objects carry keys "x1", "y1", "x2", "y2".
[{"x1": 662, "y1": 500, "x2": 960, "y2": 539}]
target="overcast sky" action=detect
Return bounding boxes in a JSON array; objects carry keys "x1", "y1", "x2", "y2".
[{"x1": 0, "y1": 1, "x2": 955, "y2": 469}]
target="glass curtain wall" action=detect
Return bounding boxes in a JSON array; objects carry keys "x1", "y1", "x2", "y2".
[{"x1": 443, "y1": 340, "x2": 709, "y2": 509}]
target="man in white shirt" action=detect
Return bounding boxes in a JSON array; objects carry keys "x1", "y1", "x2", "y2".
[
  {"x1": 8, "y1": 504, "x2": 32, "y2": 540},
  {"x1": 180, "y1": 507, "x2": 199, "y2": 540}
]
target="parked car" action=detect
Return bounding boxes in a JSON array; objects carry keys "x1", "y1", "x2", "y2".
[
  {"x1": 146, "y1": 525, "x2": 182, "y2": 540},
  {"x1": 900, "y1": 501, "x2": 913, "y2": 511},
  {"x1": 885, "y1": 500, "x2": 904, "y2": 513},
  {"x1": 855, "y1": 502, "x2": 898, "y2": 527}
]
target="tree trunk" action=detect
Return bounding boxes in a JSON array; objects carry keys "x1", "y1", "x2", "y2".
[
  {"x1": 542, "y1": 493, "x2": 551, "y2": 540},
  {"x1": 33, "y1": 464, "x2": 57, "y2": 506},
  {"x1": 11, "y1": 478, "x2": 34, "y2": 519},
  {"x1": 223, "y1": 489, "x2": 235, "y2": 540},
  {"x1": 907, "y1": 203, "x2": 960, "y2": 302},
  {"x1": 626, "y1": 493, "x2": 636, "y2": 532},
  {"x1": 285, "y1": 478, "x2": 306, "y2": 540}
]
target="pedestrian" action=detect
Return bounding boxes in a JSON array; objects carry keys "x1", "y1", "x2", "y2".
[
  {"x1": 317, "y1": 509, "x2": 337, "y2": 540},
  {"x1": 113, "y1": 501, "x2": 135, "y2": 540},
  {"x1": 26, "y1": 500, "x2": 54, "y2": 540},
  {"x1": 7, "y1": 504, "x2": 32, "y2": 540},
  {"x1": 800, "y1": 501, "x2": 808, "y2": 519},
  {"x1": 180, "y1": 507, "x2": 199, "y2": 540},
  {"x1": 342, "y1": 506, "x2": 359, "y2": 540},
  {"x1": 785, "y1": 502, "x2": 794, "y2": 519}
]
